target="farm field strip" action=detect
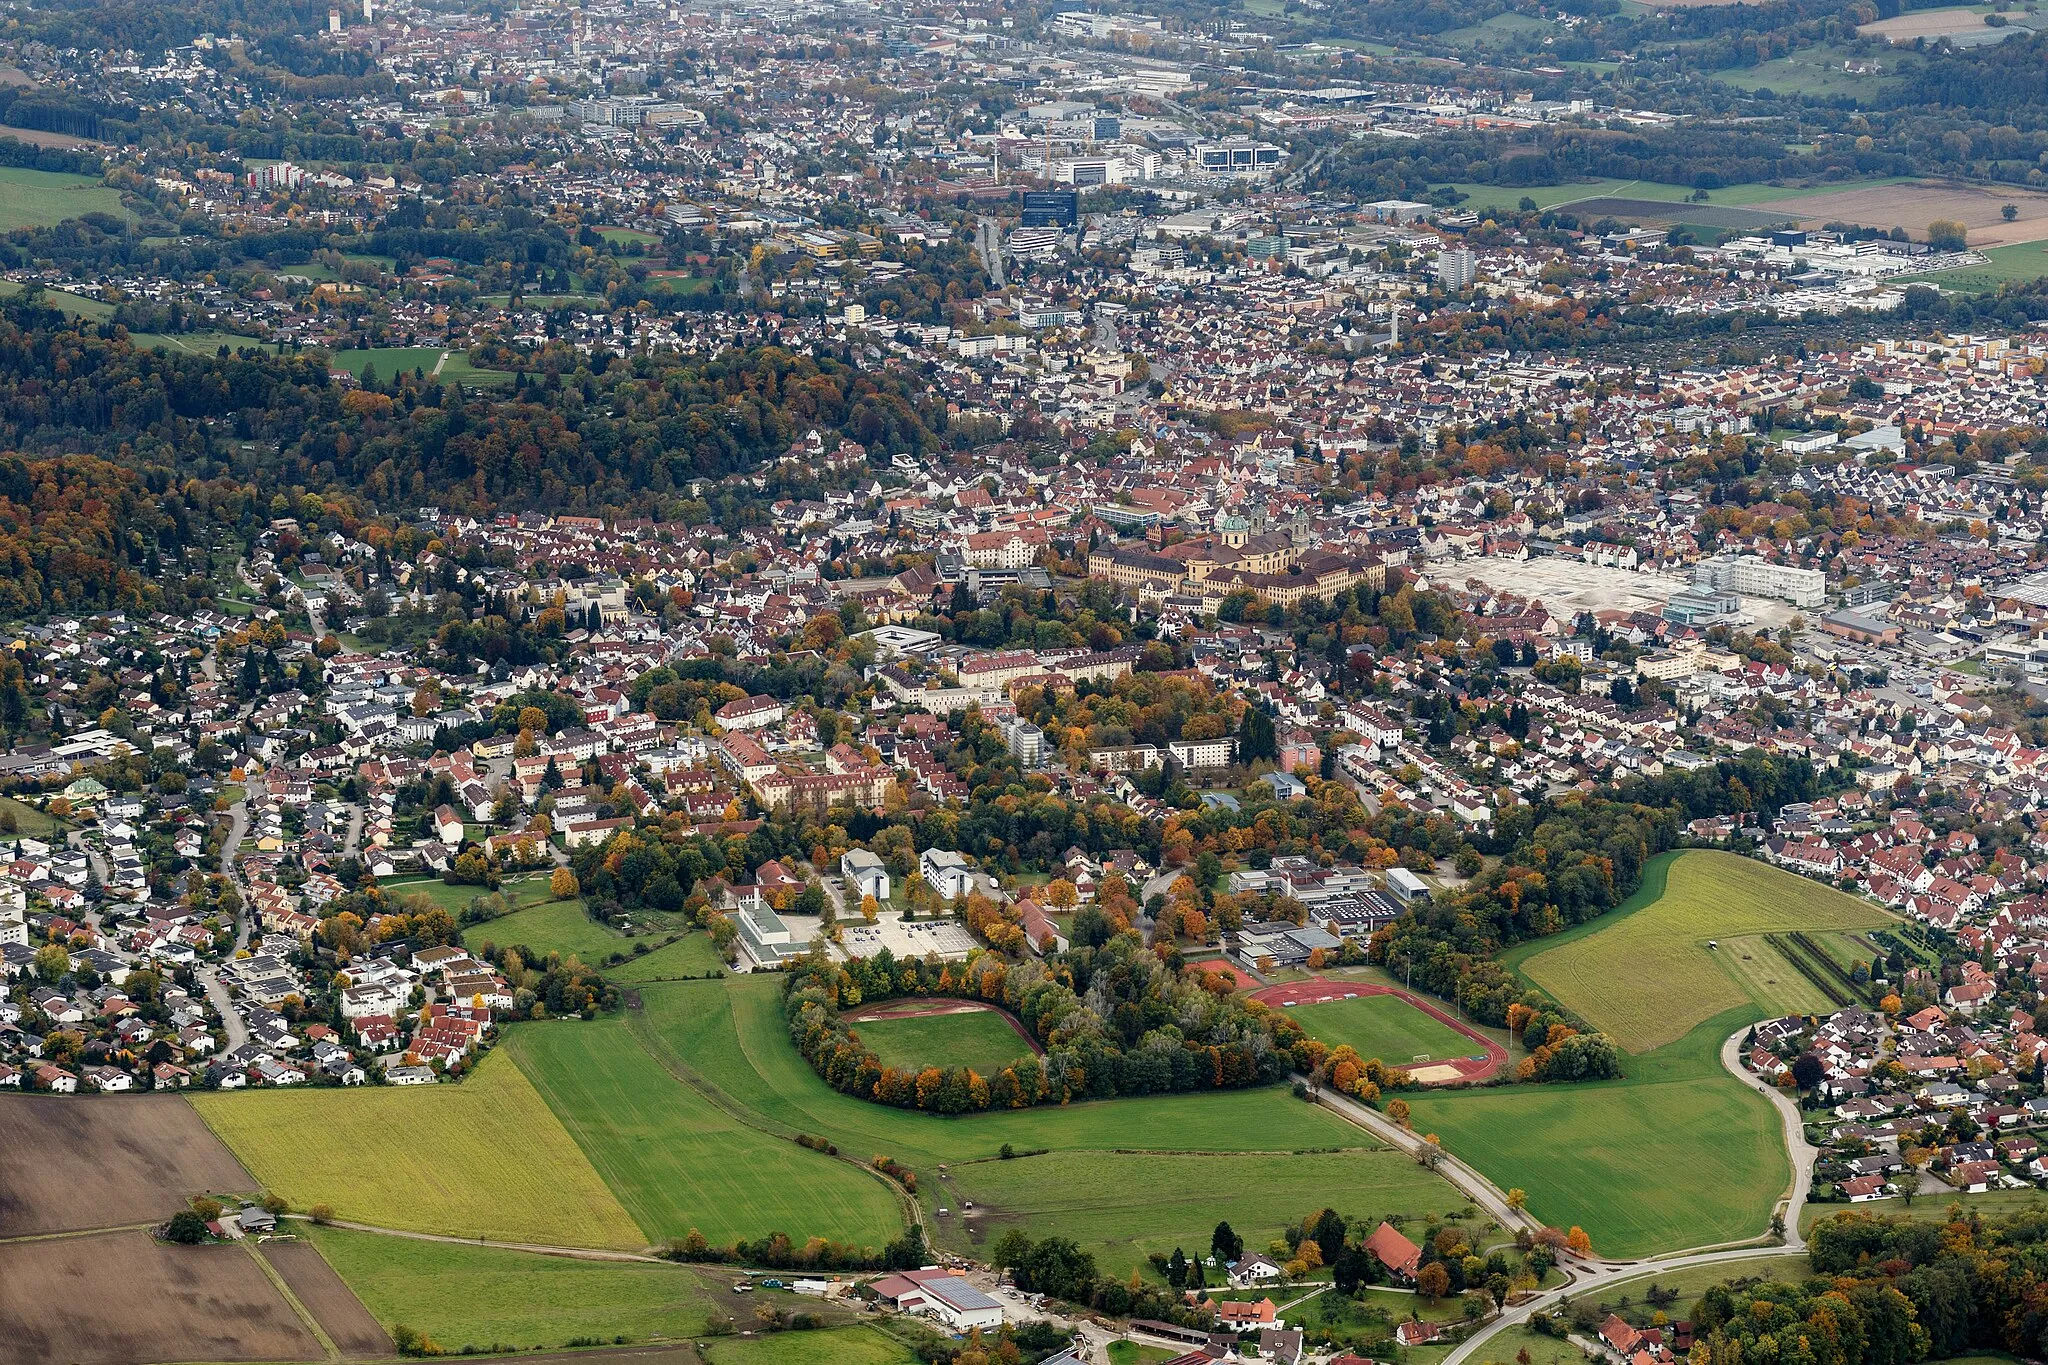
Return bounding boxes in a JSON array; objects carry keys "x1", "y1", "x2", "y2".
[
  {"x1": 304, "y1": 1223, "x2": 735, "y2": 1353},
  {"x1": 1518, "y1": 851, "x2": 1890, "y2": 1052},
  {"x1": 190, "y1": 1046, "x2": 646, "y2": 1250},
  {"x1": 0, "y1": 1094, "x2": 253, "y2": 1237},
  {"x1": 505, "y1": 1018, "x2": 904, "y2": 1249}
]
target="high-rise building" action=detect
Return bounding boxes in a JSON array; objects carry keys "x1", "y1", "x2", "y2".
[{"x1": 1436, "y1": 248, "x2": 1477, "y2": 291}]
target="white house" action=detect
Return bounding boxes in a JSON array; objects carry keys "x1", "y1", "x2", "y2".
[
  {"x1": 841, "y1": 848, "x2": 891, "y2": 903},
  {"x1": 921, "y1": 849, "x2": 974, "y2": 900}
]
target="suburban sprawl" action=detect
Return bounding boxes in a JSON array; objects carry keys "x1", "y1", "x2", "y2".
[{"x1": 18, "y1": 0, "x2": 2048, "y2": 1361}]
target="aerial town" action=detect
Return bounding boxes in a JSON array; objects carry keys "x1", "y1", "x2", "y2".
[{"x1": 12, "y1": 0, "x2": 2048, "y2": 1360}]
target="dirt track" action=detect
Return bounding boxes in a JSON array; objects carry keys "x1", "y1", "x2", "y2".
[
  {"x1": 0, "y1": 1231, "x2": 319, "y2": 1365},
  {"x1": 0, "y1": 1095, "x2": 252, "y2": 1236},
  {"x1": 261, "y1": 1237, "x2": 395, "y2": 1356}
]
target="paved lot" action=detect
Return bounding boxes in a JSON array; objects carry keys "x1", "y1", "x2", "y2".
[
  {"x1": 840, "y1": 917, "x2": 978, "y2": 961},
  {"x1": 1451, "y1": 554, "x2": 1802, "y2": 629}
]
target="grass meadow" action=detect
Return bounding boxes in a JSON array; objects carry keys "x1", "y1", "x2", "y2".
[
  {"x1": 189, "y1": 1047, "x2": 645, "y2": 1249},
  {"x1": 1403, "y1": 1006, "x2": 1791, "y2": 1258},
  {"x1": 305, "y1": 1224, "x2": 726, "y2": 1351},
  {"x1": 327, "y1": 345, "x2": 446, "y2": 380},
  {"x1": 1283, "y1": 993, "x2": 1479, "y2": 1064},
  {"x1": 504, "y1": 1019, "x2": 904, "y2": 1249},
  {"x1": 1514, "y1": 850, "x2": 1891, "y2": 1051},
  {"x1": 0, "y1": 166, "x2": 130, "y2": 230},
  {"x1": 937, "y1": 1148, "x2": 1470, "y2": 1277},
  {"x1": 631, "y1": 977, "x2": 1477, "y2": 1273},
  {"x1": 850, "y1": 1007, "x2": 1036, "y2": 1074},
  {"x1": 699, "y1": 1327, "x2": 919, "y2": 1365}
]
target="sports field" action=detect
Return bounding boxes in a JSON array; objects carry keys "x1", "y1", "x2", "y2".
[
  {"x1": 1404, "y1": 1006, "x2": 1789, "y2": 1258},
  {"x1": 306, "y1": 1224, "x2": 738, "y2": 1352},
  {"x1": 1282, "y1": 993, "x2": 1480, "y2": 1065},
  {"x1": 0, "y1": 166, "x2": 130, "y2": 231},
  {"x1": 847, "y1": 1003, "x2": 1037, "y2": 1073},
  {"x1": 505, "y1": 1019, "x2": 904, "y2": 1248},
  {"x1": 628, "y1": 977, "x2": 1475, "y2": 1275},
  {"x1": 1515, "y1": 851, "x2": 1891, "y2": 1052},
  {"x1": 189, "y1": 1047, "x2": 646, "y2": 1249}
]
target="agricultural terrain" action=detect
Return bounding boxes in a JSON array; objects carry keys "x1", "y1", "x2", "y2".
[
  {"x1": 190, "y1": 1044, "x2": 647, "y2": 1249},
  {"x1": 1515, "y1": 850, "x2": 1891, "y2": 1052}
]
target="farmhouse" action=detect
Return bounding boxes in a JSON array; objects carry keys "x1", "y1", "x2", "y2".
[
  {"x1": 867, "y1": 1270, "x2": 1005, "y2": 1331},
  {"x1": 1362, "y1": 1220, "x2": 1421, "y2": 1281}
]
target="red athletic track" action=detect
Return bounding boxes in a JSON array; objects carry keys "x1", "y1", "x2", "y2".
[{"x1": 1249, "y1": 977, "x2": 1509, "y2": 1083}]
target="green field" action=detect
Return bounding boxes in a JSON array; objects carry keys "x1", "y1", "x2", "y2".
[
  {"x1": 327, "y1": 345, "x2": 446, "y2": 380},
  {"x1": 1712, "y1": 48, "x2": 1907, "y2": 98},
  {"x1": 0, "y1": 166, "x2": 130, "y2": 231},
  {"x1": 1515, "y1": 851, "x2": 1891, "y2": 1052},
  {"x1": 1597, "y1": 1252, "x2": 1810, "y2": 1319},
  {"x1": 306, "y1": 1225, "x2": 726, "y2": 1351},
  {"x1": 505, "y1": 1019, "x2": 904, "y2": 1249},
  {"x1": 1802, "y1": 1190, "x2": 2048, "y2": 1232},
  {"x1": 438, "y1": 352, "x2": 514, "y2": 387},
  {"x1": 1107, "y1": 1344, "x2": 1180, "y2": 1365},
  {"x1": 0, "y1": 794, "x2": 68, "y2": 836},
  {"x1": 1405, "y1": 1006, "x2": 1789, "y2": 1258},
  {"x1": 190, "y1": 1047, "x2": 645, "y2": 1249},
  {"x1": 939, "y1": 1148, "x2": 1468, "y2": 1276},
  {"x1": 630, "y1": 978, "x2": 1473, "y2": 1275},
  {"x1": 384, "y1": 872, "x2": 552, "y2": 914},
  {"x1": 700, "y1": 1327, "x2": 917, "y2": 1365},
  {"x1": 1902, "y1": 241, "x2": 2048, "y2": 290},
  {"x1": 1281, "y1": 993, "x2": 1480, "y2": 1065},
  {"x1": 1439, "y1": 176, "x2": 1920, "y2": 217},
  {"x1": 610, "y1": 933, "x2": 727, "y2": 982},
  {"x1": 850, "y1": 1006, "x2": 1036, "y2": 1074},
  {"x1": 466, "y1": 891, "x2": 635, "y2": 963},
  {"x1": 0, "y1": 279, "x2": 114, "y2": 320}
]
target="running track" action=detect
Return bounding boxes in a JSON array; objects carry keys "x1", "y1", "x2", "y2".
[{"x1": 1249, "y1": 978, "x2": 1509, "y2": 1083}]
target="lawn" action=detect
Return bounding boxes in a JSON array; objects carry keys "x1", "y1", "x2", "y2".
[
  {"x1": 438, "y1": 353, "x2": 514, "y2": 387},
  {"x1": 1107, "y1": 1344, "x2": 1180, "y2": 1365},
  {"x1": 467, "y1": 893, "x2": 634, "y2": 965},
  {"x1": 939, "y1": 1148, "x2": 1471, "y2": 1278},
  {"x1": 1711, "y1": 48, "x2": 1907, "y2": 98},
  {"x1": 1802, "y1": 1190, "x2": 2048, "y2": 1233},
  {"x1": 189, "y1": 1048, "x2": 645, "y2": 1249},
  {"x1": 1514, "y1": 851, "x2": 1891, "y2": 1052},
  {"x1": 0, "y1": 279, "x2": 114, "y2": 320},
  {"x1": 1282, "y1": 994, "x2": 1480, "y2": 1065},
  {"x1": 130, "y1": 329, "x2": 278, "y2": 356},
  {"x1": 1403, "y1": 1006, "x2": 1790, "y2": 1259},
  {"x1": 629, "y1": 978, "x2": 1473, "y2": 1273},
  {"x1": 0, "y1": 166, "x2": 130, "y2": 230},
  {"x1": 850, "y1": 1007, "x2": 1036, "y2": 1074},
  {"x1": 610, "y1": 933, "x2": 728, "y2": 982},
  {"x1": 385, "y1": 873, "x2": 552, "y2": 918},
  {"x1": 505, "y1": 1018, "x2": 905, "y2": 1249},
  {"x1": 328, "y1": 345, "x2": 446, "y2": 380},
  {"x1": 0, "y1": 794, "x2": 67, "y2": 837},
  {"x1": 699, "y1": 1327, "x2": 917, "y2": 1365},
  {"x1": 1595, "y1": 1252, "x2": 1811, "y2": 1320},
  {"x1": 305, "y1": 1224, "x2": 722, "y2": 1351}
]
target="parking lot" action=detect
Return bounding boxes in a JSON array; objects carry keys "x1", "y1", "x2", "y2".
[
  {"x1": 1454, "y1": 554, "x2": 1803, "y2": 630},
  {"x1": 840, "y1": 916, "x2": 978, "y2": 961}
]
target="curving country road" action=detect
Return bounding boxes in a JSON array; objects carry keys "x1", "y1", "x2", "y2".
[{"x1": 1430, "y1": 1025, "x2": 1819, "y2": 1365}]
